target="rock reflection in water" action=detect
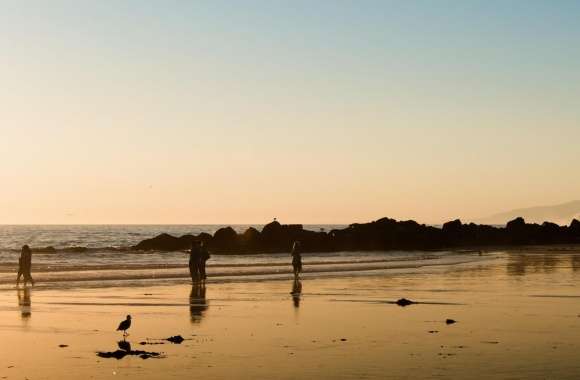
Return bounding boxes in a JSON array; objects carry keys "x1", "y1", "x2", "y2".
[{"x1": 506, "y1": 252, "x2": 564, "y2": 276}]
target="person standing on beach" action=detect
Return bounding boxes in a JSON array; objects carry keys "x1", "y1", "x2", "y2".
[
  {"x1": 291, "y1": 241, "x2": 302, "y2": 279},
  {"x1": 16, "y1": 245, "x2": 34, "y2": 286},
  {"x1": 199, "y1": 241, "x2": 210, "y2": 281},
  {"x1": 189, "y1": 241, "x2": 201, "y2": 282}
]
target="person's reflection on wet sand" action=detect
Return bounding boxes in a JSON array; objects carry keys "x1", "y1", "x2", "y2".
[
  {"x1": 571, "y1": 254, "x2": 580, "y2": 272},
  {"x1": 17, "y1": 287, "x2": 31, "y2": 319},
  {"x1": 189, "y1": 282, "x2": 208, "y2": 323},
  {"x1": 291, "y1": 278, "x2": 302, "y2": 308}
]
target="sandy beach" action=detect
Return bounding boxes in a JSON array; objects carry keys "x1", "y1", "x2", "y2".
[
  {"x1": 1, "y1": 249, "x2": 580, "y2": 379},
  {"x1": 4, "y1": 1, "x2": 580, "y2": 378}
]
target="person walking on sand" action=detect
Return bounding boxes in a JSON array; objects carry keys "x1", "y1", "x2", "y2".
[
  {"x1": 199, "y1": 241, "x2": 210, "y2": 281},
  {"x1": 16, "y1": 245, "x2": 34, "y2": 286},
  {"x1": 291, "y1": 241, "x2": 302, "y2": 279},
  {"x1": 189, "y1": 241, "x2": 201, "y2": 282}
]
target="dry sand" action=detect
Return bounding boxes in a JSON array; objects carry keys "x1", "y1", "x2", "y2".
[{"x1": 2, "y1": 250, "x2": 580, "y2": 379}]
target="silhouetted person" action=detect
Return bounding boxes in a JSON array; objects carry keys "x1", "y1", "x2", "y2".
[
  {"x1": 17, "y1": 287, "x2": 31, "y2": 319},
  {"x1": 189, "y1": 282, "x2": 208, "y2": 323},
  {"x1": 16, "y1": 245, "x2": 34, "y2": 286},
  {"x1": 291, "y1": 241, "x2": 302, "y2": 278},
  {"x1": 199, "y1": 241, "x2": 210, "y2": 281},
  {"x1": 189, "y1": 241, "x2": 201, "y2": 282},
  {"x1": 291, "y1": 278, "x2": 302, "y2": 308}
]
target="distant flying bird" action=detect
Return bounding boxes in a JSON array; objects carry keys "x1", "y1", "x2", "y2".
[{"x1": 117, "y1": 315, "x2": 132, "y2": 336}]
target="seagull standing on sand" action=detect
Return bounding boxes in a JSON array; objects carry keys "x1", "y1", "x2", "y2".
[{"x1": 117, "y1": 315, "x2": 132, "y2": 336}]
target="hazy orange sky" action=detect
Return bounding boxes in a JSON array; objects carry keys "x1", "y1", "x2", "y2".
[{"x1": 1, "y1": 1, "x2": 579, "y2": 224}]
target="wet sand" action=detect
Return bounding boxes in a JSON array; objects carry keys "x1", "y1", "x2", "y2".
[{"x1": 2, "y1": 250, "x2": 580, "y2": 379}]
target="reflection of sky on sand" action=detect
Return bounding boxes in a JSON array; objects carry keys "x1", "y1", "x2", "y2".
[{"x1": 1, "y1": 250, "x2": 580, "y2": 378}]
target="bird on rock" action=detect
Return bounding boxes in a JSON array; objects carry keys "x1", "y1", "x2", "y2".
[{"x1": 117, "y1": 315, "x2": 132, "y2": 336}]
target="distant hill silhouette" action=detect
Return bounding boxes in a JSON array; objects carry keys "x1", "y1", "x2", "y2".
[{"x1": 477, "y1": 200, "x2": 580, "y2": 226}]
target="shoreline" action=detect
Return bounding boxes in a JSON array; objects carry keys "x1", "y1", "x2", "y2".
[
  {"x1": 0, "y1": 249, "x2": 498, "y2": 290},
  {"x1": 2, "y1": 244, "x2": 580, "y2": 290}
]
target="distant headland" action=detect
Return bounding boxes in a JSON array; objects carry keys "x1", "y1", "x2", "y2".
[
  {"x1": 134, "y1": 217, "x2": 580, "y2": 254},
  {"x1": 476, "y1": 200, "x2": 580, "y2": 225}
]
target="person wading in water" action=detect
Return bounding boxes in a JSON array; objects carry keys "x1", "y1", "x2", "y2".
[
  {"x1": 189, "y1": 241, "x2": 202, "y2": 282},
  {"x1": 16, "y1": 245, "x2": 34, "y2": 286},
  {"x1": 291, "y1": 241, "x2": 302, "y2": 279},
  {"x1": 199, "y1": 241, "x2": 210, "y2": 281}
]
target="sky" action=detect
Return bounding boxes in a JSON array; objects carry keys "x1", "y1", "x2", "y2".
[{"x1": 1, "y1": 0, "x2": 579, "y2": 225}]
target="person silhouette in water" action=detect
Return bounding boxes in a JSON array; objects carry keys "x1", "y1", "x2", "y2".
[
  {"x1": 16, "y1": 245, "x2": 34, "y2": 286},
  {"x1": 189, "y1": 241, "x2": 201, "y2": 282},
  {"x1": 199, "y1": 241, "x2": 210, "y2": 281},
  {"x1": 291, "y1": 241, "x2": 302, "y2": 279}
]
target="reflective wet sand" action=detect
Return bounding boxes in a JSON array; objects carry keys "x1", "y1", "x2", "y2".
[{"x1": 2, "y1": 250, "x2": 580, "y2": 379}]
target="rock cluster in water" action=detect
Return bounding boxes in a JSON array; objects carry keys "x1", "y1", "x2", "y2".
[{"x1": 132, "y1": 217, "x2": 580, "y2": 254}]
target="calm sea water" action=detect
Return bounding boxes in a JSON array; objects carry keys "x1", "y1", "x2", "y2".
[
  {"x1": 0, "y1": 225, "x2": 491, "y2": 289},
  {"x1": 0, "y1": 224, "x2": 344, "y2": 250}
]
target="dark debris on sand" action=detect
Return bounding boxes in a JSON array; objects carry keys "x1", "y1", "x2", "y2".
[
  {"x1": 167, "y1": 335, "x2": 185, "y2": 344},
  {"x1": 97, "y1": 350, "x2": 163, "y2": 360},
  {"x1": 395, "y1": 298, "x2": 415, "y2": 307},
  {"x1": 97, "y1": 340, "x2": 165, "y2": 360},
  {"x1": 445, "y1": 319, "x2": 457, "y2": 325},
  {"x1": 139, "y1": 335, "x2": 187, "y2": 345}
]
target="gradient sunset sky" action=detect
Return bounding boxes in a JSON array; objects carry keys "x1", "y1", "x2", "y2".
[{"x1": 1, "y1": 1, "x2": 579, "y2": 224}]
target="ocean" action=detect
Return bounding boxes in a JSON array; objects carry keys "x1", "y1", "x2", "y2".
[{"x1": 0, "y1": 225, "x2": 491, "y2": 289}]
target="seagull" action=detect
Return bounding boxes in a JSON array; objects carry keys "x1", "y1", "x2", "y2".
[{"x1": 117, "y1": 315, "x2": 132, "y2": 336}]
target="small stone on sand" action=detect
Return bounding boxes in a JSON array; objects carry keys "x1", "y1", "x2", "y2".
[
  {"x1": 396, "y1": 298, "x2": 415, "y2": 307},
  {"x1": 167, "y1": 335, "x2": 185, "y2": 344}
]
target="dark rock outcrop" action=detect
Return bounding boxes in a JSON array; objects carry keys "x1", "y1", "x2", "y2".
[
  {"x1": 240, "y1": 227, "x2": 261, "y2": 250},
  {"x1": 132, "y1": 217, "x2": 580, "y2": 254},
  {"x1": 133, "y1": 233, "x2": 195, "y2": 251},
  {"x1": 210, "y1": 227, "x2": 238, "y2": 252},
  {"x1": 570, "y1": 219, "x2": 580, "y2": 241}
]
